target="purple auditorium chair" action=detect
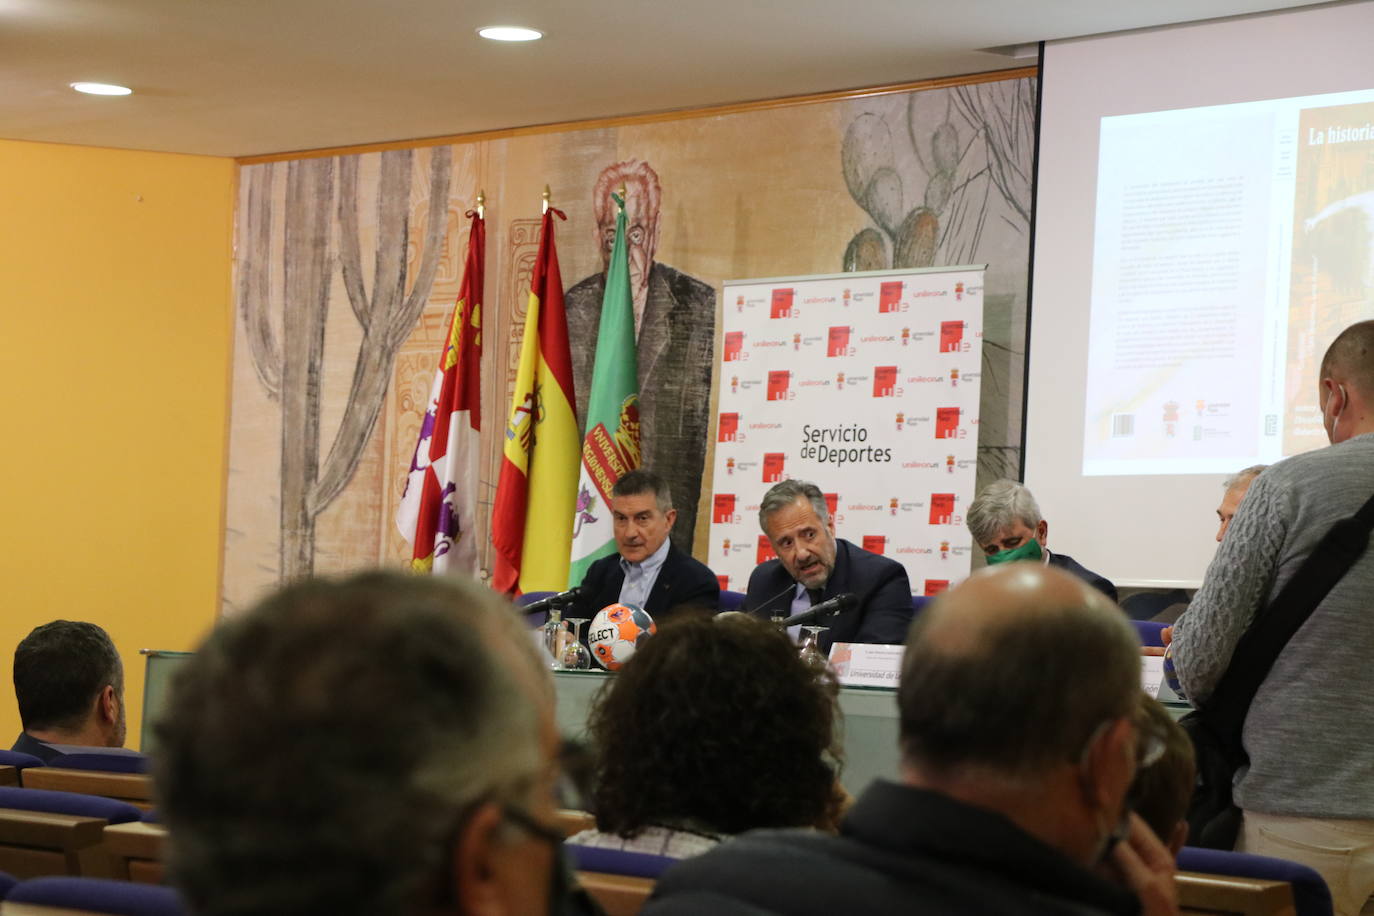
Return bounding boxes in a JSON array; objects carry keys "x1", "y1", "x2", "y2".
[
  {"x1": 48, "y1": 753, "x2": 149, "y2": 775},
  {"x1": 0, "y1": 750, "x2": 44, "y2": 772},
  {"x1": 1132, "y1": 619, "x2": 1167, "y2": 648},
  {"x1": 517, "y1": 591, "x2": 557, "y2": 626},
  {"x1": 719, "y1": 590, "x2": 747, "y2": 612},
  {"x1": 6, "y1": 876, "x2": 184, "y2": 916},
  {"x1": 0, "y1": 787, "x2": 142, "y2": 825},
  {"x1": 568, "y1": 844, "x2": 677, "y2": 880},
  {"x1": 0, "y1": 870, "x2": 17, "y2": 899},
  {"x1": 1178, "y1": 846, "x2": 1333, "y2": 916}
]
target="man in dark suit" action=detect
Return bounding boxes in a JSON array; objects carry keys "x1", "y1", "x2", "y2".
[
  {"x1": 11, "y1": 620, "x2": 129, "y2": 763},
  {"x1": 565, "y1": 160, "x2": 716, "y2": 554},
  {"x1": 570, "y1": 469, "x2": 719, "y2": 622},
  {"x1": 967, "y1": 479, "x2": 1118, "y2": 602},
  {"x1": 744, "y1": 480, "x2": 912, "y2": 654}
]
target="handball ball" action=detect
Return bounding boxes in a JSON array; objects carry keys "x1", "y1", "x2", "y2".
[{"x1": 588, "y1": 603, "x2": 657, "y2": 671}]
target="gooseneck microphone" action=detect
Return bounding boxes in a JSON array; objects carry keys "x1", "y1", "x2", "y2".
[
  {"x1": 519, "y1": 587, "x2": 583, "y2": 616},
  {"x1": 772, "y1": 593, "x2": 856, "y2": 629}
]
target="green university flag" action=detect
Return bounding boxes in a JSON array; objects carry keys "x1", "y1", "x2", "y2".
[{"x1": 568, "y1": 193, "x2": 641, "y2": 584}]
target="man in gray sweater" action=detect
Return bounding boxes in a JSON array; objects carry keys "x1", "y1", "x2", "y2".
[{"x1": 1172, "y1": 320, "x2": 1374, "y2": 916}]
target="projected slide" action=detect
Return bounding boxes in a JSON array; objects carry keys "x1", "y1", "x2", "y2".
[{"x1": 1082, "y1": 89, "x2": 1374, "y2": 476}]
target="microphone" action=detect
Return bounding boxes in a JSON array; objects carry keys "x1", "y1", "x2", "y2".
[
  {"x1": 519, "y1": 587, "x2": 583, "y2": 616},
  {"x1": 772, "y1": 593, "x2": 856, "y2": 629}
]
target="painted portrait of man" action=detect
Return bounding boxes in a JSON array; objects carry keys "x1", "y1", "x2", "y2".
[{"x1": 566, "y1": 159, "x2": 716, "y2": 552}]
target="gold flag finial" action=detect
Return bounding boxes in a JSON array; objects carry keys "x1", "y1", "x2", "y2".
[
  {"x1": 476, "y1": 190, "x2": 485, "y2": 220},
  {"x1": 542, "y1": 184, "x2": 551, "y2": 214}
]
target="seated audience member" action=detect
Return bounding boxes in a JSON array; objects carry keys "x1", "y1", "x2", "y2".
[
  {"x1": 155, "y1": 571, "x2": 587, "y2": 916},
  {"x1": 11, "y1": 620, "x2": 132, "y2": 763},
  {"x1": 646, "y1": 565, "x2": 1179, "y2": 916},
  {"x1": 967, "y1": 479, "x2": 1118, "y2": 602},
  {"x1": 570, "y1": 468, "x2": 719, "y2": 621},
  {"x1": 1214, "y1": 465, "x2": 1266, "y2": 543},
  {"x1": 570, "y1": 614, "x2": 843, "y2": 859},
  {"x1": 744, "y1": 479, "x2": 912, "y2": 653},
  {"x1": 1131, "y1": 695, "x2": 1195, "y2": 856}
]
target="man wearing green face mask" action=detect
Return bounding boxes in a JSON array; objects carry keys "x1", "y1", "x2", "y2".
[{"x1": 967, "y1": 480, "x2": 1118, "y2": 603}]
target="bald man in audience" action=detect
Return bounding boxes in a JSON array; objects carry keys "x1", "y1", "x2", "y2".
[
  {"x1": 646, "y1": 565, "x2": 1179, "y2": 916},
  {"x1": 11, "y1": 620, "x2": 133, "y2": 763},
  {"x1": 1172, "y1": 320, "x2": 1374, "y2": 916},
  {"x1": 1215, "y1": 465, "x2": 1266, "y2": 542},
  {"x1": 155, "y1": 572, "x2": 592, "y2": 916}
]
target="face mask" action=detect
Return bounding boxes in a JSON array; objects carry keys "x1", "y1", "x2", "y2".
[{"x1": 985, "y1": 538, "x2": 1043, "y2": 565}]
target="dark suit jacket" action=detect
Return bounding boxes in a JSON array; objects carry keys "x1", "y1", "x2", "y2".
[
  {"x1": 10, "y1": 731, "x2": 61, "y2": 763},
  {"x1": 566, "y1": 263, "x2": 716, "y2": 553},
  {"x1": 573, "y1": 543, "x2": 720, "y2": 622},
  {"x1": 744, "y1": 539, "x2": 913, "y2": 653},
  {"x1": 1047, "y1": 552, "x2": 1118, "y2": 604}
]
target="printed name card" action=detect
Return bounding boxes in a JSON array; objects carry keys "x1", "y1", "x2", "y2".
[
  {"x1": 1141, "y1": 655, "x2": 1165, "y2": 698},
  {"x1": 830, "y1": 642, "x2": 904, "y2": 688}
]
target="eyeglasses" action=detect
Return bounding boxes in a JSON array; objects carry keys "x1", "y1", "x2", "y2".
[{"x1": 1080, "y1": 712, "x2": 1169, "y2": 772}]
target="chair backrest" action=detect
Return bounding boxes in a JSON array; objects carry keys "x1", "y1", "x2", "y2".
[
  {"x1": 567, "y1": 845, "x2": 677, "y2": 880},
  {"x1": 100, "y1": 822, "x2": 166, "y2": 885},
  {"x1": 0, "y1": 754, "x2": 43, "y2": 773},
  {"x1": 0, "y1": 790, "x2": 140, "y2": 827},
  {"x1": 20, "y1": 771, "x2": 154, "y2": 812},
  {"x1": 3, "y1": 876, "x2": 184, "y2": 916},
  {"x1": 574, "y1": 871, "x2": 655, "y2": 916},
  {"x1": 0, "y1": 870, "x2": 16, "y2": 900},
  {"x1": 1133, "y1": 619, "x2": 1168, "y2": 647},
  {"x1": 1176, "y1": 870, "x2": 1296, "y2": 916},
  {"x1": 0, "y1": 809, "x2": 110, "y2": 880},
  {"x1": 1179, "y1": 847, "x2": 1331, "y2": 916},
  {"x1": 719, "y1": 590, "x2": 746, "y2": 612},
  {"x1": 46, "y1": 755, "x2": 148, "y2": 776}
]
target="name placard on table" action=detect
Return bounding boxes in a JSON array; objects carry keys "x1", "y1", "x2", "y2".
[{"x1": 829, "y1": 642, "x2": 903, "y2": 688}]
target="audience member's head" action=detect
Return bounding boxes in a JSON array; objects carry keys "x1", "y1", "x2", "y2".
[
  {"x1": 589, "y1": 613, "x2": 843, "y2": 838},
  {"x1": 1130, "y1": 695, "x2": 1194, "y2": 856},
  {"x1": 966, "y1": 479, "x2": 1048, "y2": 562},
  {"x1": 610, "y1": 468, "x2": 676, "y2": 564},
  {"x1": 1319, "y1": 319, "x2": 1374, "y2": 444},
  {"x1": 14, "y1": 620, "x2": 125, "y2": 748},
  {"x1": 155, "y1": 571, "x2": 559, "y2": 916},
  {"x1": 758, "y1": 479, "x2": 838, "y2": 591},
  {"x1": 898, "y1": 564, "x2": 1146, "y2": 867},
  {"x1": 1216, "y1": 465, "x2": 1266, "y2": 542}
]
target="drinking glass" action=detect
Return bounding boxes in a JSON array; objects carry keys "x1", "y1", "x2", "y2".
[
  {"x1": 543, "y1": 609, "x2": 567, "y2": 670},
  {"x1": 798, "y1": 625, "x2": 829, "y2": 667},
  {"x1": 561, "y1": 618, "x2": 592, "y2": 670}
]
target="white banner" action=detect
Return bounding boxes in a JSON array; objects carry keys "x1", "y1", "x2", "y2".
[{"x1": 710, "y1": 266, "x2": 985, "y2": 597}]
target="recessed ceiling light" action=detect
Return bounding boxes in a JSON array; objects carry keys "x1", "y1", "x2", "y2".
[
  {"x1": 70, "y1": 82, "x2": 132, "y2": 96},
  {"x1": 477, "y1": 26, "x2": 543, "y2": 42}
]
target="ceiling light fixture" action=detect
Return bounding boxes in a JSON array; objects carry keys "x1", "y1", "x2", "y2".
[
  {"x1": 70, "y1": 82, "x2": 132, "y2": 96},
  {"x1": 477, "y1": 26, "x2": 543, "y2": 42}
]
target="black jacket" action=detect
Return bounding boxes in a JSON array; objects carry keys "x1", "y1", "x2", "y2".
[
  {"x1": 743, "y1": 538, "x2": 912, "y2": 654},
  {"x1": 644, "y1": 781, "x2": 1140, "y2": 916},
  {"x1": 572, "y1": 543, "x2": 720, "y2": 622},
  {"x1": 1048, "y1": 552, "x2": 1119, "y2": 604}
]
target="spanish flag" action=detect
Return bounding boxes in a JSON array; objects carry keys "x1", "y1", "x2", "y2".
[
  {"x1": 395, "y1": 208, "x2": 484, "y2": 575},
  {"x1": 491, "y1": 205, "x2": 579, "y2": 594}
]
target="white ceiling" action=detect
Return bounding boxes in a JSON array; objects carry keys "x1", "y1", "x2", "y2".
[{"x1": 0, "y1": 0, "x2": 1332, "y2": 159}]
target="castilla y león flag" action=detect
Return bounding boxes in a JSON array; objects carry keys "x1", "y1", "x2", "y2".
[
  {"x1": 491, "y1": 206, "x2": 579, "y2": 595},
  {"x1": 395, "y1": 209, "x2": 485, "y2": 574},
  {"x1": 568, "y1": 192, "x2": 641, "y2": 586}
]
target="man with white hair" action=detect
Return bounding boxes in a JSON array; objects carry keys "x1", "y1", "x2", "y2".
[
  {"x1": 966, "y1": 479, "x2": 1117, "y2": 602},
  {"x1": 1215, "y1": 465, "x2": 1266, "y2": 543}
]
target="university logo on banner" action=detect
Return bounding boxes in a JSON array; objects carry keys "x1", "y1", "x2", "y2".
[
  {"x1": 771, "y1": 288, "x2": 795, "y2": 318},
  {"x1": 828, "y1": 326, "x2": 852, "y2": 357},
  {"x1": 873, "y1": 366, "x2": 898, "y2": 397},
  {"x1": 718, "y1": 412, "x2": 740, "y2": 441},
  {"x1": 940, "y1": 320, "x2": 965, "y2": 352},
  {"x1": 767, "y1": 370, "x2": 791, "y2": 401},
  {"x1": 879, "y1": 281, "x2": 904, "y2": 313},
  {"x1": 935, "y1": 407, "x2": 961, "y2": 438},
  {"x1": 762, "y1": 452, "x2": 785, "y2": 482},
  {"x1": 713, "y1": 493, "x2": 738, "y2": 524},
  {"x1": 724, "y1": 331, "x2": 745, "y2": 362},
  {"x1": 863, "y1": 535, "x2": 887, "y2": 555},
  {"x1": 929, "y1": 493, "x2": 955, "y2": 525},
  {"x1": 824, "y1": 492, "x2": 839, "y2": 518},
  {"x1": 924, "y1": 579, "x2": 950, "y2": 596},
  {"x1": 757, "y1": 535, "x2": 777, "y2": 564}
]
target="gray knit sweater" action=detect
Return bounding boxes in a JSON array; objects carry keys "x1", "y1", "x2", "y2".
[{"x1": 1173, "y1": 431, "x2": 1374, "y2": 818}]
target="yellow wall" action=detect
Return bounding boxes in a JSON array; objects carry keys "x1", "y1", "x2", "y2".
[{"x1": 0, "y1": 139, "x2": 235, "y2": 750}]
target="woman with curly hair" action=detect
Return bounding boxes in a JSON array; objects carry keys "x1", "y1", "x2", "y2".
[{"x1": 569, "y1": 612, "x2": 845, "y2": 859}]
